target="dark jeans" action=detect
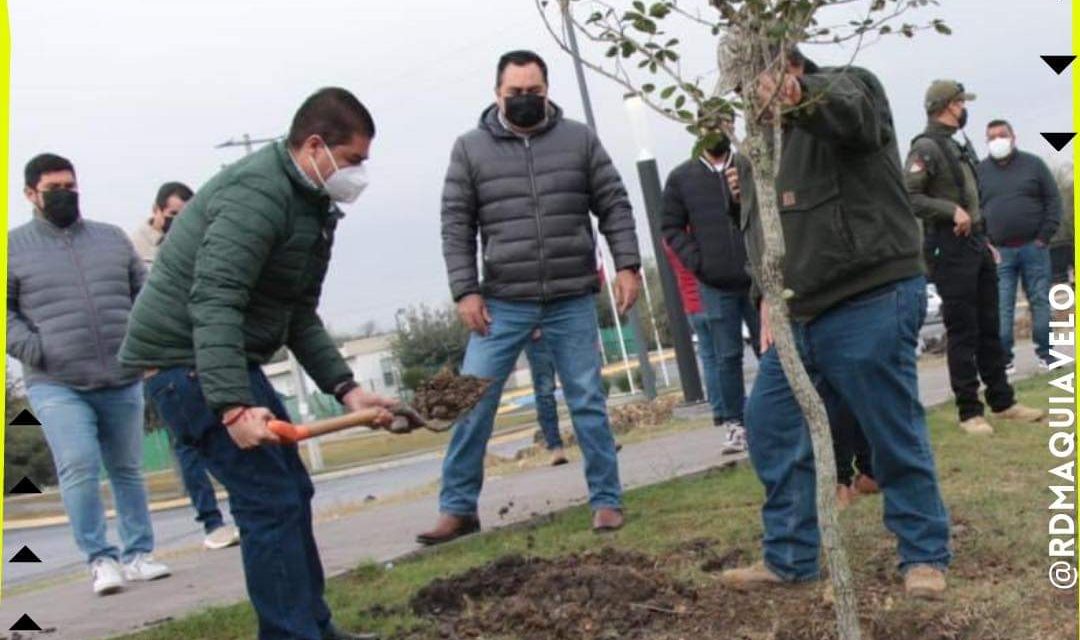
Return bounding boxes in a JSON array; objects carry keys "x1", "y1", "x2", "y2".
[
  {"x1": 146, "y1": 366, "x2": 331, "y2": 640},
  {"x1": 822, "y1": 387, "x2": 873, "y2": 486},
  {"x1": 698, "y1": 283, "x2": 760, "y2": 422},
  {"x1": 172, "y1": 437, "x2": 224, "y2": 534},
  {"x1": 928, "y1": 231, "x2": 1015, "y2": 420},
  {"x1": 744, "y1": 276, "x2": 951, "y2": 579},
  {"x1": 524, "y1": 336, "x2": 564, "y2": 450}
]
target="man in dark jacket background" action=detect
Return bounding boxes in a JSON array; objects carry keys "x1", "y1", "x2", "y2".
[
  {"x1": 719, "y1": 50, "x2": 952, "y2": 600},
  {"x1": 906, "y1": 81, "x2": 1044, "y2": 435},
  {"x1": 425, "y1": 50, "x2": 641, "y2": 544},
  {"x1": 8, "y1": 153, "x2": 170, "y2": 596},
  {"x1": 121, "y1": 88, "x2": 392, "y2": 640},
  {"x1": 977, "y1": 118, "x2": 1062, "y2": 371},
  {"x1": 661, "y1": 127, "x2": 757, "y2": 454}
]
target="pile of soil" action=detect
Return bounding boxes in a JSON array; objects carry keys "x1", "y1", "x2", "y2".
[
  {"x1": 409, "y1": 548, "x2": 696, "y2": 640},
  {"x1": 411, "y1": 368, "x2": 492, "y2": 421},
  {"x1": 402, "y1": 546, "x2": 1017, "y2": 640}
]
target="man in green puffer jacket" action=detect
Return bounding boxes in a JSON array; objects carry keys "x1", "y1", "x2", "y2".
[{"x1": 120, "y1": 88, "x2": 392, "y2": 640}]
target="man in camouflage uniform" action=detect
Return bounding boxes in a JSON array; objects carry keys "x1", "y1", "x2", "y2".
[{"x1": 905, "y1": 80, "x2": 1044, "y2": 434}]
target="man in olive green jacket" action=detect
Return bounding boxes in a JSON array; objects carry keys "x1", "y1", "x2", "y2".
[
  {"x1": 905, "y1": 80, "x2": 1043, "y2": 435},
  {"x1": 120, "y1": 88, "x2": 393, "y2": 640},
  {"x1": 718, "y1": 49, "x2": 951, "y2": 601}
]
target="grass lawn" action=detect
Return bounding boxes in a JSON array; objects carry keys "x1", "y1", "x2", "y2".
[{"x1": 122, "y1": 375, "x2": 1076, "y2": 640}]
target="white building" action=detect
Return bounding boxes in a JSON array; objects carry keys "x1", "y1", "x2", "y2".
[{"x1": 264, "y1": 334, "x2": 402, "y2": 401}]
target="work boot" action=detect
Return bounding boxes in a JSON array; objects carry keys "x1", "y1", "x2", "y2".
[
  {"x1": 853, "y1": 474, "x2": 880, "y2": 496},
  {"x1": 904, "y1": 565, "x2": 947, "y2": 600},
  {"x1": 836, "y1": 484, "x2": 857, "y2": 511},
  {"x1": 204, "y1": 524, "x2": 241, "y2": 550},
  {"x1": 416, "y1": 514, "x2": 480, "y2": 546},
  {"x1": 549, "y1": 447, "x2": 569, "y2": 466},
  {"x1": 958, "y1": 416, "x2": 994, "y2": 435},
  {"x1": 592, "y1": 507, "x2": 624, "y2": 533},
  {"x1": 719, "y1": 561, "x2": 792, "y2": 591},
  {"x1": 323, "y1": 624, "x2": 379, "y2": 640},
  {"x1": 992, "y1": 403, "x2": 1046, "y2": 423}
]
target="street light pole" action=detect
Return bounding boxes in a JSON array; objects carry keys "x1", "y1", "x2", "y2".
[
  {"x1": 561, "y1": 1, "x2": 656, "y2": 400},
  {"x1": 623, "y1": 94, "x2": 704, "y2": 404}
]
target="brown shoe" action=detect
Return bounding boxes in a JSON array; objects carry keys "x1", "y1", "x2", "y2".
[
  {"x1": 992, "y1": 403, "x2": 1046, "y2": 423},
  {"x1": 592, "y1": 508, "x2": 624, "y2": 533},
  {"x1": 415, "y1": 514, "x2": 480, "y2": 546},
  {"x1": 853, "y1": 474, "x2": 879, "y2": 496},
  {"x1": 719, "y1": 561, "x2": 789, "y2": 591},
  {"x1": 904, "y1": 565, "x2": 946, "y2": 600},
  {"x1": 549, "y1": 447, "x2": 569, "y2": 466},
  {"x1": 836, "y1": 484, "x2": 857, "y2": 511},
  {"x1": 959, "y1": 415, "x2": 994, "y2": 435}
]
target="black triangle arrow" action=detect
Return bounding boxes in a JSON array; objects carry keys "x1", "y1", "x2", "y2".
[
  {"x1": 10, "y1": 614, "x2": 42, "y2": 631},
  {"x1": 1041, "y1": 55, "x2": 1077, "y2": 75},
  {"x1": 9, "y1": 409, "x2": 40, "y2": 426},
  {"x1": 8, "y1": 477, "x2": 42, "y2": 495},
  {"x1": 1041, "y1": 132, "x2": 1076, "y2": 151},
  {"x1": 10, "y1": 546, "x2": 41, "y2": 563}
]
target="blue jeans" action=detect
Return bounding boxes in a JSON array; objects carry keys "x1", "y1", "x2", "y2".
[
  {"x1": 688, "y1": 312, "x2": 723, "y2": 421},
  {"x1": 699, "y1": 283, "x2": 760, "y2": 422},
  {"x1": 440, "y1": 294, "x2": 621, "y2": 515},
  {"x1": 524, "y1": 337, "x2": 564, "y2": 450},
  {"x1": 998, "y1": 242, "x2": 1052, "y2": 361},
  {"x1": 28, "y1": 381, "x2": 154, "y2": 564},
  {"x1": 146, "y1": 366, "x2": 330, "y2": 640},
  {"x1": 744, "y1": 276, "x2": 951, "y2": 580},
  {"x1": 172, "y1": 437, "x2": 225, "y2": 534}
]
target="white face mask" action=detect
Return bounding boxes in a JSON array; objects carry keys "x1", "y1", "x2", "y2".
[
  {"x1": 988, "y1": 137, "x2": 1014, "y2": 160},
  {"x1": 309, "y1": 141, "x2": 369, "y2": 203}
]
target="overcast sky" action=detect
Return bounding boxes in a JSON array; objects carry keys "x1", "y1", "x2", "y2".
[{"x1": 9, "y1": 0, "x2": 1073, "y2": 333}]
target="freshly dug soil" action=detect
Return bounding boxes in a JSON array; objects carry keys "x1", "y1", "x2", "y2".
[
  {"x1": 411, "y1": 369, "x2": 492, "y2": 421},
  {"x1": 410, "y1": 548, "x2": 696, "y2": 640},
  {"x1": 400, "y1": 546, "x2": 1028, "y2": 640}
]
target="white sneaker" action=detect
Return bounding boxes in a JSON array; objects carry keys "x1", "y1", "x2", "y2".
[
  {"x1": 1005, "y1": 360, "x2": 1017, "y2": 376},
  {"x1": 720, "y1": 422, "x2": 748, "y2": 455},
  {"x1": 122, "y1": 553, "x2": 171, "y2": 582},
  {"x1": 91, "y1": 557, "x2": 125, "y2": 596},
  {"x1": 204, "y1": 524, "x2": 241, "y2": 550}
]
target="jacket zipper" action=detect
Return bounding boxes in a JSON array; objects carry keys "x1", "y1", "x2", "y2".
[
  {"x1": 708, "y1": 165, "x2": 738, "y2": 276},
  {"x1": 65, "y1": 232, "x2": 108, "y2": 371},
  {"x1": 524, "y1": 137, "x2": 547, "y2": 300}
]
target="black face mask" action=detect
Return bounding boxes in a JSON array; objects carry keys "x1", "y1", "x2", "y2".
[
  {"x1": 708, "y1": 137, "x2": 731, "y2": 158},
  {"x1": 41, "y1": 189, "x2": 80, "y2": 228},
  {"x1": 956, "y1": 107, "x2": 968, "y2": 129},
  {"x1": 504, "y1": 94, "x2": 546, "y2": 129}
]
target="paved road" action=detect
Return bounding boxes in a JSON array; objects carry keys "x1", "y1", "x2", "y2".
[{"x1": 0, "y1": 331, "x2": 1033, "y2": 640}]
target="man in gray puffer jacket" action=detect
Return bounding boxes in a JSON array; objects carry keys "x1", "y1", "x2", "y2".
[
  {"x1": 421, "y1": 50, "x2": 642, "y2": 545},
  {"x1": 8, "y1": 153, "x2": 170, "y2": 596}
]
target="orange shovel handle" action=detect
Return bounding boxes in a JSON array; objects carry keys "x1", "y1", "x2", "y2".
[{"x1": 267, "y1": 408, "x2": 385, "y2": 444}]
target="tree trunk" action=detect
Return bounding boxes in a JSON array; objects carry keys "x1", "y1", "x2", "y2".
[{"x1": 731, "y1": 34, "x2": 863, "y2": 640}]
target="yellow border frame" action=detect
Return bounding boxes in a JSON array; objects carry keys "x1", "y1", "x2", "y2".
[
  {"x1": 1073, "y1": 0, "x2": 1079, "y2": 633},
  {"x1": 0, "y1": 0, "x2": 11, "y2": 601}
]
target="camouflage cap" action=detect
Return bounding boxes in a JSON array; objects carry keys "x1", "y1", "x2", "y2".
[{"x1": 925, "y1": 80, "x2": 976, "y2": 114}]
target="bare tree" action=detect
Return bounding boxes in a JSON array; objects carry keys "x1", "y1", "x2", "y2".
[{"x1": 537, "y1": 2, "x2": 948, "y2": 638}]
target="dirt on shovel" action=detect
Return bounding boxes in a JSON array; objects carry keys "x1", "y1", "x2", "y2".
[{"x1": 411, "y1": 368, "x2": 492, "y2": 422}]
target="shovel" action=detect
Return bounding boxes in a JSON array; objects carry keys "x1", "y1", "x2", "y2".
[{"x1": 267, "y1": 404, "x2": 464, "y2": 444}]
